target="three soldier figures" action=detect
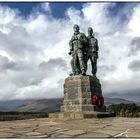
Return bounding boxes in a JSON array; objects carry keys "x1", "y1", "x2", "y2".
[{"x1": 69, "y1": 24, "x2": 99, "y2": 76}]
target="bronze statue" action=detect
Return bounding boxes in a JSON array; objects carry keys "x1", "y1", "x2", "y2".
[
  {"x1": 69, "y1": 25, "x2": 99, "y2": 76},
  {"x1": 69, "y1": 24, "x2": 87, "y2": 76},
  {"x1": 86, "y1": 27, "x2": 99, "y2": 76}
]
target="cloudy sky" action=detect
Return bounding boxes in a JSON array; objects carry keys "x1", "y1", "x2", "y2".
[{"x1": 0, "y1": 2, "x2": 140, "y2": 101}]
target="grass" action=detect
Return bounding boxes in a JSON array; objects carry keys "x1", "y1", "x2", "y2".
[{"x1": 0, "y1": 112, "x2": 48, "y2": 121}]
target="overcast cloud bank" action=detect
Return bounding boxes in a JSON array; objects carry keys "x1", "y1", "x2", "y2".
[{"x1": 0, "y1": 3, "x2": 140, "y2": 100}]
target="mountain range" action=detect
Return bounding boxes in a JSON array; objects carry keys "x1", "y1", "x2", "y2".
[{"x1": 0, "y1": 97, "x2": 138, "y2": 113}]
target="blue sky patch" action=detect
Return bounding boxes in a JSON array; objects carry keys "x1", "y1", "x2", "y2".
[{"x1": 0, "y1": 2, "x2": 85, "y2": 19}]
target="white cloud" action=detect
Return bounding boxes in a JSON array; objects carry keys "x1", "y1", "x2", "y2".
[
  {"x1": 0, "y1": 5, "x2": 18, "y2": 24},
  {"x1": 128, "y1": 4, "x2": 140, "y2": 37},
  {"x1": 66, "y1": 7, "x2": 82, "y2": 24},
  {"x1": 0, "y1": 3, "x2": 140, "y2": 100},
  {"x1": 40, "y1": 3, "x2": 51, "y2": 13}
]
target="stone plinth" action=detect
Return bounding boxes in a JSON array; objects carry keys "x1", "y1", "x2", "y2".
[
  {"x1": 49, "y1": 112, "x2": 116, "y2": 120},
  {"x1": 60, "y1": 75, "x2": 105, "y2": 112},
  {"x1": 49, "y1": 75, "x2": 115, "y2": 119}
]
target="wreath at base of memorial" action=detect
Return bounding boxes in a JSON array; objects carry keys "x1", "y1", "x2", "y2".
[{"x1": 91, "y1": 95, "x2": 104, "y2": 108}]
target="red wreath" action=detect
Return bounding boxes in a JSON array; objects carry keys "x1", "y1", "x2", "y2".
[
  {"x1": 91, "y1": 95, "x2": 104, "y2": 108},
  {"x1": 98, "y1": 96, "x2": 104, "y2": 108},
  {"x1": 91, "y1": 95, "x2": 98, "y2": 105}
]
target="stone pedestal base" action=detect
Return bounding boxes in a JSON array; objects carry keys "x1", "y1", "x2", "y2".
[
  {"x1": 61, "y1": 105, "x2": 106, "y2": 112},
  {"x1": 49, "y1": 75, "x2": 115, "y2": 120},
  {"x1": 61, "y1": 75, "x2": 104, "y2": 112},
  {"x1": 49, "y1": 112, "x2": 116, "y2": 120}
]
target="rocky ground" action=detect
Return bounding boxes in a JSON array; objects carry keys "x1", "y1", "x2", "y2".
[{"x1": 0, "y1": 117, "x2": 140, "y2": 138}]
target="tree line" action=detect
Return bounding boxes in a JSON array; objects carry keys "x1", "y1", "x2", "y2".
[{"x1": 107, "y1": 103, "x2": 140, "y2": 117}]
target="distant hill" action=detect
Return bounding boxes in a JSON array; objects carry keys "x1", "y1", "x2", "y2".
[
  {"x1": 0, "y1": 106, "x2": 9, "y2": 112},
  {"x1": 104, "y1": 97, "x2": 136, "y2": 106},
  {"x1": 0, "y1": 99, "x2": 33, "y2": 111},
  {"x1": 106, "y1": 89, "x2": 140, "y2": 103},
  {"x1": 12, "y1": 97, "x2": 138, "y2": 113},
  {"x1": 13, "y1": 98, "x2": 62, "y2": 113}
]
